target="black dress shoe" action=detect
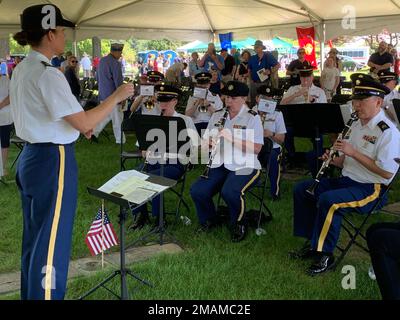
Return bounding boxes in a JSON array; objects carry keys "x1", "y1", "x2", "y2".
[
  {"x1": 231, "y1": 223, "x2": 247, "y2": 242},
  {"x1": 128, "y1": 212, "x2": 149, "y2": 231},
  {"x1": 288, "y1": 241, "x2": 317, "y2": 260},
  {"x1": 306, "y1": 254, "x2": 335, "y2": 276}
]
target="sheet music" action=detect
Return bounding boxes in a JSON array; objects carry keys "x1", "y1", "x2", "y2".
[
  {"x1": 340, "y1": 102, "x2": 353, "y2": 124},
  {"x1": 193, "y1": 87, "x2": 207, "y2": 99},
  {"x1": 140, "y1": 85, "x2": 154, "y2": 96},
  {"x1": 258, "y1": 99, "x2": 277, "y2": 114},
  {"x1": 98, "y1": 170, "x2": 168, "y2": 204},
  {"x1": 257, "y1": 68, "x2": 269, "y2": 82}
]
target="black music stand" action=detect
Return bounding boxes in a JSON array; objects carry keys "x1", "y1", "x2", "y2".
[
  {"x1": 129, "y1": 114, "x2": 188, "y2": 246},
  {"x1": 279, "y1": 103, "x2": 345, "y2": 173},
  {"x1": 79, "y1": 172, "x2": 176, "y2": 300}
]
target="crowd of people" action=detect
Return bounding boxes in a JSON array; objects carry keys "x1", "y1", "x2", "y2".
[{"x1": 2, "y1": 3, "x2": 400, "y2": 301}]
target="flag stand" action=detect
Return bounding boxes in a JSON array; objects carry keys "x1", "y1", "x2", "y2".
[
  {"x1": 79, "y1": 171, "x2": 176, "y2": 300},
  {"x1": 79, "y1": 188, "x2": 154, "y2": 300}
]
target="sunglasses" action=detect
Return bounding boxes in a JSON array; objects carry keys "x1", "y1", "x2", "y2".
[{"x1": 71, "y1": 60, "x2": 78, "y2": 63}]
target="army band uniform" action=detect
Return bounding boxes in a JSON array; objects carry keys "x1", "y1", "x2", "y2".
[
  {"x1": 190, "y1": 81, "x2": 264, "y2": 242},
  {"x1": 130, "y1": 85, "x2": 200, "y2": 229},
  {"x1": 185, "y1": 72, "x2": 222, "y2": 135},
  {"x1": 10, "y1": 5, "x2": 133, "y2": 299},
  {"x1": 291, "y1": 73, "x2": 400, "y2": 276},
  {"x1": 131, "y1": 71, "x2": 164, "y2": 116},
  {"x1": 254, "y1": 85, "x2": 287, "y2": 200},
  {"x1": 378, "y1": 70, "x2": 400, "y2": 126}
]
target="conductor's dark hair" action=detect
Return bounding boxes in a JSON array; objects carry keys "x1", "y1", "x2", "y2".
[{"x1": 13, "y1": 29, "x2": 52, "y2": 47}]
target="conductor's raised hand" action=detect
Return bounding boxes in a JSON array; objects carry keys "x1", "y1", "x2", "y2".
[{"x1": 114, "y1": 83, "x2": 134, "y2": 103}]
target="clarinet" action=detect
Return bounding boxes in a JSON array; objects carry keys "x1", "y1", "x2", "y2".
[
  {"x1": 201, "y1": 108, "x2": 229, "y2": 179},
  {"x1": 306, "y1": 112, "x2": 359, "y2": 196}
]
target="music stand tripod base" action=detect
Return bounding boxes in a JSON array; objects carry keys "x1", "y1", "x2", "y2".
[{"x1": 79, "y1": 188, "x2": 153, "y2": 300}]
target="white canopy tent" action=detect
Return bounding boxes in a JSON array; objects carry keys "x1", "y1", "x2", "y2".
[{"x1": 0, "y1": 0, "x2": 400, "y2": 42}]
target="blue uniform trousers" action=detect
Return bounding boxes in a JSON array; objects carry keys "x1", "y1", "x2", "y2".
[
  {"x1": 16, "y1": 143, "x2": 78, "y2": 300},
  {"x1": 190, "y1": 166, "x2": 261, "y2": 225},
  {"x1": 367, "y1": 222, "x2": 400, "y2": 300},
  {"x1": 131, "y1": 162, "x2": 185, "y2": 217},
  {"x1": 293, "y1": 176, "x2": 387, "y2": 253},
  {"x1": 269, "y1": 148, "x2": 283, "y2": 197}
]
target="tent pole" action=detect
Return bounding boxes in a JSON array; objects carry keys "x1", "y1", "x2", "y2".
[
  {"x1": 319, "y1": 22, "x2": 326, "y2": 71},
  {"x1": 73, "y1": 30, "x2": 78, "y2": 57}
]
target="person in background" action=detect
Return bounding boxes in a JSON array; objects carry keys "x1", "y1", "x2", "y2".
[
  {"x1": 0, "y1": 59, "x2": 8, "y2": 77},
  {"x1": 0, "y1": 73, "x2": 11, "y2": 177},
  {"x1": 92, "y1": 43, "x2": 126, "y2": 144},
  {"x1": 189, "y1": 52, "x2": 203, "y2": 79},
  {"x1": 235, "y1": 50, "x2": 251, "y2": 84},
  {"x1": 59, "y1": 51, "x2": 72, "y2": 73},
  {"x1": 231, "y1": 47, "x2": 241, "y2": 77},
  {"x1": 209, "y1": 68, "x2": 224, "y2": 96},
  {"x1": 165, "y1": 61, "x2": 187, "y2": 85},
  {"x1": 64, "y1": 55, "x2": 81, "y2": 101},
  {"x1": 320, "y1": 57, "x2": 340, "y2": 102},
  {"x1": 198, "y1": 43, "x2": 225, "y2": 80},
  {"x1": 248, "y1": 40, "x2": 280, "y2": 108},
  {"x1": 286, "y1": 48, "x2": 312, "y2": 87},
  {"x1": 220, "y1": 48, "x2": 236, "y2": 84},
  {"x1": 80, "y1": 53, "x2": 92, "y2": 79},
  {"x1": 92, "y1": 56, "x2": 100, "y2": 78},
  {"x1": 368, "y1": 41, "x2": 394, "y2": 77}
]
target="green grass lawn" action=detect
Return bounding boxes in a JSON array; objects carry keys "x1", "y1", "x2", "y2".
[{"x1": 1, "y1": 129, "x2": 399, "y2": 300}]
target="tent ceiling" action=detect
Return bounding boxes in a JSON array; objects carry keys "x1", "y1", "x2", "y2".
[{"x1": 0, "y1": 0, "x2": 400, "y2": 41}]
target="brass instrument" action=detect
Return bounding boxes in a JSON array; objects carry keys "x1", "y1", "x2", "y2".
[
  {"x1": 197, "y1": 99, "x2": 209, "y2": 113},
  {"x1": 201, "y1": 109, "x2": 229, "y2": 179},
  {"x1": 306, "y1": 112, "x2": 359, "y2": 196},
  {"x1": 144, "y1": 96, "x2": 155, "y2": 110}
]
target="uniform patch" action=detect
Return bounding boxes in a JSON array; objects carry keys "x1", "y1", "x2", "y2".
[
  {"x1": 377, "y1": 121, "x2": 389, "y2": 132},
  {"x1": 362, "y1": 135, "x2": 377, "y2": 145}
]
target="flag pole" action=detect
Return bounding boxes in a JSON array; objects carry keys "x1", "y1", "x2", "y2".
[{"x1": 101, "y1": 200, "x2": 105, "y2": 269}]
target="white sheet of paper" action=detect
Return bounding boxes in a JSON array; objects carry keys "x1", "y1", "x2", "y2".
[
  {"x1": 257, "y1": 68, "x2": 269, "y2": 82},
  {"x1": 193, "y1": 87, "x2": 207, "y2": 99},
  {"x1": 140, "y1": 85, "x2": 154, "y2": 96},
  {"x1": 258, "y1": 99, "x2": 277, "y2": 114},
  {"x1": 340, "y1": 102, "x2": 353, "y2": 125},
  {"x1": 206, "y1": 92, "x2": 223, "y2": 109},
  {"x1": 98, "y1": 170, "x2": 168, "y2": 204}
]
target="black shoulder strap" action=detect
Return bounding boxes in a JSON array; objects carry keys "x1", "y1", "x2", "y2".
[
  {"x1": 215, "y1": 108, "x2": 224, "y2": 113},
  {"x1": 248, "y1": 109, "x2": 257, "y2": 116},
  {"x1": 377, "y1": 121, "x2": 390, "y2": 132},
  {"x1": 41, "y1": 61, "x2": 55, "y2": 68}
]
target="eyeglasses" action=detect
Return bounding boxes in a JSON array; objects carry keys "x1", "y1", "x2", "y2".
[{"x1": 71, "y1": 60, "x2": 78, "y2": 63}]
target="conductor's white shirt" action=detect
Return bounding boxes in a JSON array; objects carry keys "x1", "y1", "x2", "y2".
[{"x1": 10, "y1": 50, "x2": 83, "y2": 144}]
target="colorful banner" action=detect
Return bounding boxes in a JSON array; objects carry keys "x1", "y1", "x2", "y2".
[{"x1": 296, "y1": 26, "x2": 317, "y2": 69}]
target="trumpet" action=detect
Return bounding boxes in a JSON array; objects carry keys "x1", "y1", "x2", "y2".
[
  {"x1": 144, "y1": 97, "x2": 155, "y2": 110},
  {"x1": 197, "y1": 99, "x2": 209, "y2": 113},
  {"x1": 306, "y1": 112, "x2": 359, "y2": 196},
  {"x1": 201, "y1": 108, "x2": 229, "y2": 179}
]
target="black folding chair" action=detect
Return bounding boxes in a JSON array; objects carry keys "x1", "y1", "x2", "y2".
[
  {"x1": 120, "y1": 117, "x2": 143, "y2": 171},
  {"x1": 331, "y1": 94, "x2": 352, "y2": 105},
  {"x1": 247, "y1": 137, "x2": 274, "y2": 224},
  {"x1": 333, "y1": 159, "x2": 400, "y2": 269},
  {"x1": 10, "y1": 136, "x2": 25, "y2": 169}
]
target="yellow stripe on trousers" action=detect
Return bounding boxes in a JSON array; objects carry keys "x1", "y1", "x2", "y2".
[
  {"x1": 238, "y1": 170, "x2": 261, "y2": 222},
  {"x1": 45, "y1": 146, "x2": 65, "y2": 300},
  {"x1": 317, "y1": 184, "x2": 381, "y2": 252}
]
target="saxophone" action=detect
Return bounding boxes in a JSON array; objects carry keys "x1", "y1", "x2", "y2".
[{"x1": 306, "y1": 112, "x2": 359, "y2": 196}]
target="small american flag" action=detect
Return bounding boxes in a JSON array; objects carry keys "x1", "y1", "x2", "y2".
[{"x1": 85, "y1": 208, "x2": 119, "y2": 256}]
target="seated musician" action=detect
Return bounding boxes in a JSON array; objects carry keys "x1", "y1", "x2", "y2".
[
  {"x1": 253, "y1": 84, "x2": 287, "y2": 201},
  {"x1": 185, "y1": 72, "x2": 222, "y2": 135},
  {"x1": 289, "y1": 73, "x2": 400, "y2": 276},
  {"x1": 280, "y1": 67, "x2": 327, "y2": 173},
  {"x1": 378, "y1": 70, "x2": 400, "y2": 124},
  {"x1": 130, "y1": 71, "x2": 164, "y2": 116},
  {"x1": 190, "y1": 81, "x2": 264, "y2": 242},
  {"x1": 130, "y1": 84, "x2": 200, "y2": 230}
]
